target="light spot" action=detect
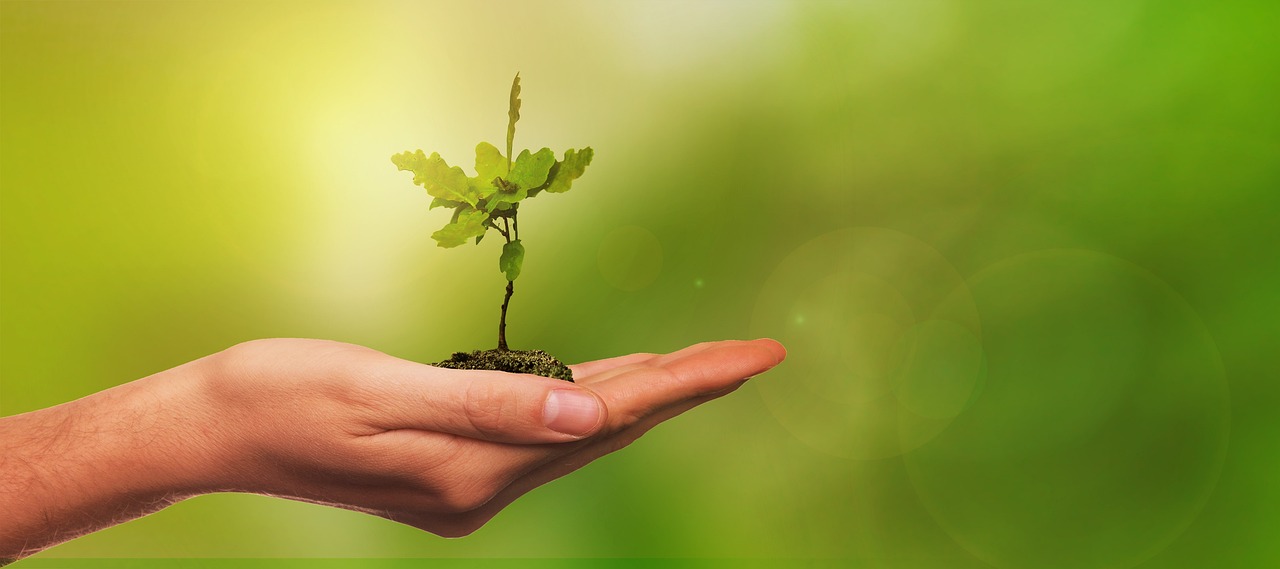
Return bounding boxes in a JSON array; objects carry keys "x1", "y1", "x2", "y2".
[
  {"x1": 904, "y1": 249, "x2": 1229, "y2": 569},
  {"x1": 750, "y1": 227, "x2": 981, "y2": 460}
]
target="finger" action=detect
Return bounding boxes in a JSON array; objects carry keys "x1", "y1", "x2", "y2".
[
  {"x1": 432, "y1": 376, "x2": 758, "y2": 534},
  {"x1": 348, "y1": 355, "x2": 607, "y2": 444},
  {"x1": 650, "y1": 338, "x2": 785, "y2": 369},
  {"x1": 467, "y1": 339, "x2": 778, "y2": 482},
  {"x1": 572, "y1": 340, "x2": 747, "y2": 387},
  {"x1": 568, "y1": 352, "x2": 658, "y2": 380},
  {"x1": 588, "y1": 339, "x2": 784, "y2": 431},
  {"x1": 573, "y1": 339, "x2": 773, "y2": 386},
  {"x1": 570, "y1": 340, "x2": 747, "y2": 383},
  {"x1": 404, "y1": 341, "x2": 785, "y2": 533}
]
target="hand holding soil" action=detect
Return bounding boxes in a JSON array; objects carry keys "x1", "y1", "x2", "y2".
[{"x1": 0, "y1": 337, "x2": 785, "y2": 561}]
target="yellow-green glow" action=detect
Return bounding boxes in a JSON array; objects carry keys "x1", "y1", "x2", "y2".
[{"x1": 2, "y1": 1, "x2": 1276, "y2": 566}]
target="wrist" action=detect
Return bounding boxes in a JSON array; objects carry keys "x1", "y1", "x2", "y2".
[
  {"x1": 0, "y1": 359, "x2": 224, "y2": 556},
  {"x1": 65, "y1": 360, "x2": 227, "y2": 509},
  {"x1": 116, "y1": 358, "x2": 230, "y2": 498}
]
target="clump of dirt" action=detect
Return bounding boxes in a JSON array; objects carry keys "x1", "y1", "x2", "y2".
[{"x1": 433, "y1": 349, "x2": 574, "y2": 382}]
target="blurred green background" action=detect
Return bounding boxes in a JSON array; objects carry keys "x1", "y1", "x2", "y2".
[{"x1": 2, "y1": 1, "x2": 1277, "y2": 567}]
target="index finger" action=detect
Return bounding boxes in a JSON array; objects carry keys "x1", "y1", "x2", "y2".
[
  {"x1": 568, "y1": 352, "x2": 658, "y2": 380},
  {"x1": 571, "y1": 341, "x2": 730, "y2": 385},
  {"x1": 588, "y1": 338, "x2": 786, "y2": 431}
]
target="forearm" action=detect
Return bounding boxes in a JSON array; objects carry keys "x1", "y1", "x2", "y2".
[{"x1": 0, "y1": 361, "x2": 219, "y2": 561}]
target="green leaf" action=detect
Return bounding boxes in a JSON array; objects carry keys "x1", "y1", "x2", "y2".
[
  {"x1": 486, "y1": 187, "x2": 527, "y2": 212},
  {"x1": 506, "y1": 73, "x2": 521, "y2": 173},
  {"x1": 499, "y1": 239, "x2": 525, "y2": 281},
  {"x1": 468, "y1": 175, "x2": 498, "y2": 202},
  {"x1": 430, "y1": 197, "x2": 463, "y2": 210},
  {"x1": 542, "y1": 147, "x2": 593, "y2": 194},
  {"x1": 477, "y1": 218, "x2": 500, "y2": 244},
  {"x1": 391, "y1": 150, "x2": 477, "y2": 207},
  {"x1": 431, "y1": 208, "x2": 489, "y2": 248},
  {"x1": 475, "y1": 142, "x2": 506, "y2": 184},
  {"x1": 509, "y1": 148, "x2": 555, "y2": 190},
  {"x1": 485, "y1": 148, "x2": 550, "y2": 212}
]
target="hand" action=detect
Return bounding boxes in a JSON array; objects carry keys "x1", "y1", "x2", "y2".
[{"x1": 0, "y1": 337, "x2": 786, "y2": 559}]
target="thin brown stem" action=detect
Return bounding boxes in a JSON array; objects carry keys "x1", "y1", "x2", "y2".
[
  {"x1": 497, "y1": 214, "x2": 514, "y2": 351},
  {"x1": 497, "y1": 280, "x2": 513, "y2": 351}
]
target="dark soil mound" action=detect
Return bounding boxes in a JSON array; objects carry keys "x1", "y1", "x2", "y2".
[{"x1": 433, "y1": 349, "x2": 574, "y2": 382}]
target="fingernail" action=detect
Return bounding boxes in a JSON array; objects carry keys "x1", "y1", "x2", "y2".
[{"x1": 544, "y1": 390, "x2": 602, "y2": 437}]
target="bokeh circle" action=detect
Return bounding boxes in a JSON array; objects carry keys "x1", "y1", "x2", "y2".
[
  {"x1": 749, "y1": 227, "x2": 983, "y2": 460},
  {"x1": 904, "y1": 249, "x2": 1230, "y2": 569}
]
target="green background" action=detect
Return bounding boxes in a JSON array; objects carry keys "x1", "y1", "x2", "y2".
[{"x1": 2, "y1": 1, "x2": 1277, "y2": 567}]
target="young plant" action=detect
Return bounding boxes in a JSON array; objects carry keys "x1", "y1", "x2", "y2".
[{"x1": 391, "y1": 74, "x2": 593, "y2": 381}]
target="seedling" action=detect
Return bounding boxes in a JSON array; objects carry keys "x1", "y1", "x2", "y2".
[{"x1": 392, "y1": 74, "x2": 593, "y2": 381}]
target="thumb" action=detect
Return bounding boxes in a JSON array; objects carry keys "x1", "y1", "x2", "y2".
[{"x1": 355, "y1": 357, "x2": 607, "y2": 444}]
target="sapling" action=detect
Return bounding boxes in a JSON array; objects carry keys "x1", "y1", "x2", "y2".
[{"x1": 392, "y1": 74, "x2": 593, "y2": 382}]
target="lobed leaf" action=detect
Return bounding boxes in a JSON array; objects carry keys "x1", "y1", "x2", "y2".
[
  {"x1": 391, "y1": 150, "x2": 478, "y2": 207},
  {"x1": 430, "y1": 197, "x2": 464, "y2": 210},
  {"x1": 499, "y1": 239, "x2": 525, "y2": 281},
  {"x1": 485, "y1": 186, "x2": 527, "y2": 212},
  {"x1": 509, "y1": 148, "x2": 556, "y2": 190},
  {"x1": 542, "y1": 147, "x2": 594, "y2": 194},
  {"x1": 482, "y1": 148, "x2": 550, "y2": 212},
  {"x1": 475, "y1": 142, "x2": 506, "y2": 184},
  {"x1": 468, "y1": 175, "x2": 498, "y2": 203},
  {"x1": 431, "y1": 208, "x2": 490, "y2": 248}
]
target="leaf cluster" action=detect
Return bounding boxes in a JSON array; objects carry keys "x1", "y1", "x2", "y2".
[
  {"x1": 391, "y1": 142, "x2": 592, "y2": 246},
  {"x1": 391, "y1": 74, "x2": 593, "y2": 283}
]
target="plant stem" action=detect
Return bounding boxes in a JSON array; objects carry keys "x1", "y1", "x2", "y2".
[
  {"x1": 498, "y1": 279, "x2": 513, "y2": 351},
  {"x1": 497, "y1": 212, "x2": 516, "y2": 351}
]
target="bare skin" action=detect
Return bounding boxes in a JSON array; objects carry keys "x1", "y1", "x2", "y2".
[{"x1": 0, "y1": 338, "x2": 786, "y2": 561}]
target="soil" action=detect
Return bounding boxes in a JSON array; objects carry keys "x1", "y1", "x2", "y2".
[{"x1": 433, "y1": 348, "x2": 574, "y2": 382}]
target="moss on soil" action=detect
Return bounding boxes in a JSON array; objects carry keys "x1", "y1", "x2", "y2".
[{"x1": 433, "y1": 349, "x2": 574, "y2": 382}]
